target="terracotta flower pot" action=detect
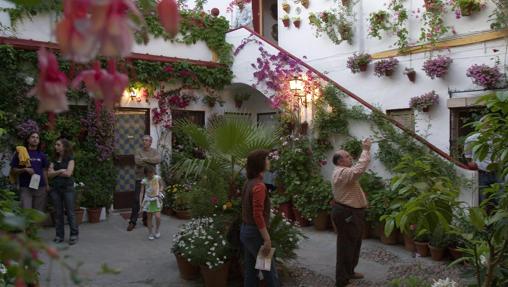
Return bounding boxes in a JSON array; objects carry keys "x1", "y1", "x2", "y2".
[
  {"x1": 175, "y1": 253, "x2": 200, "y2": 280},
  {"x1": 201, "y1": 261, "x2": 230, "y2": 287},
  {"x1": 87, "y1": 207, "x2": 102, "y2": 224},
  {"x1": 211, "y1": 8, "x2": 220, "y2": 17},
  {"x1": 414, "y1": 241, "x2": 430, "y2": 257},
  {"x1": 407, "y1": 71, "x2": 416, "y2": 82},
  {"x1": 380, "y1": 230, "x2": 398, "y2": 245},
  {"x1": 162, "y1": 207, "x2": 175, "y2": 216},
  {"x1": 341, "y1": 0, "x2": 350, "y2": 6},
  {"x1": 359, "y1": 63, "x2": 368, "y2": 72},
  {"x1": 175, "y1": 209, "x2": 192, "y2": 220},
  {"x1": 314, "y1": 211, "x2": 330, "y2": 231},
  {"x1": 294, "y1": 20, "x2": 301, "y2": 28},
  {"x1": 422, "y1": 106, "x2": 430, "y2": 112},
  {"x1": 403, "y1": 234, "x2": 415, "y2": 252},
  {"x1": 384, "y1": 69, "x2": 394, "y2": 77},
  {"x1": 278, "y1": 202, "x2": 294, "y2": 221},
  {"x1": 283, "y1": 19, "x2": 290, "y2": 28},
  {"x1": 362, "y1": 222, "x2": 370, "y2": 239},
  {"x1": 448, "y1": 247, "x2": 463, "y2": 260},
  {"x1": 292, "y1": 207, "x2": 310, "y2": 227},
  {"x1": 429, "y1": 245, "x2": 446, "y2": 261},
  {"x1": 75, "y1": 208, "x2": 84, "y2": 225}
]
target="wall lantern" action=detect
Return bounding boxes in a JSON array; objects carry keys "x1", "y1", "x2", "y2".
[
  {"x1": 289, "y1": 76, "x2": 307, "y2": 107},
  {"x1": 123, "y1": 87, "x2": 146, "y2": 103}
]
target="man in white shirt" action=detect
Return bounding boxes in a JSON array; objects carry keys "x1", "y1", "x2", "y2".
[{"x1": 231, "y1": 0, "x2": 253, "y2": 29}]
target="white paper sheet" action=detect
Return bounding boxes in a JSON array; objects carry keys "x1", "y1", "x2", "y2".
[{"x1": 255, "y1": 248, "x2": 275, "y2": 271}]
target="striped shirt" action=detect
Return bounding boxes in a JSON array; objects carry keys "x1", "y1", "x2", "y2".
[{"x1": 331, "y1": 150, "x2": 371, "y2": 208}]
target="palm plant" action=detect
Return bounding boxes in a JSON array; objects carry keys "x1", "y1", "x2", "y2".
[{"x1": 171, "y1": 117, "x2": 279, "y2": 197}]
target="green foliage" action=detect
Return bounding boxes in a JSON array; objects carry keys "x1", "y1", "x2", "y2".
[
  {"x1": 188, "y1": 177, "x2": 229, "y2": 217},
  {"x1": 360, "y1": 171, "x2": 388, "y2": 223},
  {"x1": 489, "y1": 0, "x2": 508, "y2": 30},
  {"x1": 314, "y1": 85, "x2": 350, "y2": 140},
  {"x1": 268, "y1": 213, "x2": 306, "y2": 263},
  {"x1": 388, "y1": 276, "x2": 431, "y2": 287},
  {"x1": 368, "y1": 10, "x2": 391, "y2": 39},
  {"x1": 341, "y1": 137, "x2": 362, "y2": 159},
  {"x1": 75, "y1": 150, "x2": 115, "y2": 208}
]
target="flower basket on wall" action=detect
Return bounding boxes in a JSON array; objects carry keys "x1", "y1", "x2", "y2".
[
  {"x1": 282, "y1": 15, "x2": 290, "y2": 28},
  {"x1": 422, "y1": 56, "x2": 453, "y2": 79},
  {"x1": 466, "y1": 64, "x2": 503, "y2": 89},
  {"x1": 404, "y1": 68, "x2": 416, "y2": 82},
  {"x1": 233, "y1": 93, "x2": 250, "y2": 108},
  {"x1": 346, "y1": 53, "x2": 372, "y2": 73},
  {"x1": 409, "y1": 90, "x2": 440, "y2": 112},
  {"x1": 293, "y1": 17, "x2": 301, "y2": 28},
  {"x1": 374, "y1": 58, "x2": 399, "y2": 77},
  {"x1": 455, "y1": 0, "x2": 483, "y2": 16}
]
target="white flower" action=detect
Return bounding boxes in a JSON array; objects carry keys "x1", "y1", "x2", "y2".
[
  {"x1": 480, "y1": 255, "x2": 488, "y2": 266},
  {"x1": 0, "y1": 264, "x2": 6, "y2": 274},
  {"x1": 431, "y1": 278, "x2": 457, "y2": 287}
]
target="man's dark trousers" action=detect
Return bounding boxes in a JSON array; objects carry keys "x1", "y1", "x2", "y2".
[
  {"x1": 129, "y1": 180, "x2": 147, "y2": 226},
  {"x1": 331, "y1": 203, "x2": 365, "y2": 287}
]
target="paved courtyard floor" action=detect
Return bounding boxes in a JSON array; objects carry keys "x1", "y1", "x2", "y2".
[{"x1": 38, "y1": 213, "x2": 466, "y2": 287}]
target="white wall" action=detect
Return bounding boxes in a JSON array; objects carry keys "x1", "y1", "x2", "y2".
[{"x1": 276, "y1": 0, "x2": 507, "y2": 153}]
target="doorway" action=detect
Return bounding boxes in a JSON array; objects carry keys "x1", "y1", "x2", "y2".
[
  {"x1": 252, "y1": 0, "x2": 278, "y2": 43},
  {"x1": 113, "y1": 108, "x2": 150, "y2": 209}
]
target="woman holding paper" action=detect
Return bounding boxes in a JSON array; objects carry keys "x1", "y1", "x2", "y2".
[{"x1": 240, "y1": 150, "x2": 280, "y2": 287}]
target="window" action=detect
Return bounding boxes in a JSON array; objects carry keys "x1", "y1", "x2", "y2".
[
  {"x1": 257, "y1": 112, "x2": 278, "y2": 132},
  {"x1": 224, "y1": 112, "x2": 252, "y2": 122},
  {"x1": 449, "y1": 107, "x2": 486, "y2": 161},
  {"x1": 386, "y1": 109, "x2": 415, "y2": 132}
]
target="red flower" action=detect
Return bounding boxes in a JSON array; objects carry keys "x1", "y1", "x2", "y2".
[
  {"x1": 72, "y1": 60, "x2": 129, "y2": 109},
  {"x1": 157, "y1": 0, "x2": 180, "y2": 38},
  {"x1": 28, "y1": 48, "x2": 69, "y2": 113}
]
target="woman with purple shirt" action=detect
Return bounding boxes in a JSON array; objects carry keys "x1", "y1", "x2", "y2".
[{"x1": 10, "y1": 132, "x2": 50, "y2": 211}]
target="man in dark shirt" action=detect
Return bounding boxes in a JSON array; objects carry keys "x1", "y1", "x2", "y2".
[{"x1": 10, "y1": 132, "x2": 50, "y2": 211}]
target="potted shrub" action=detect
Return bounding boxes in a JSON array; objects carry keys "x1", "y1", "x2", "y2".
[
  {"x1": 74, "y1": 182, "x2": 85, "y2": 225},
  {"x1": 233, "y1": 93, "x2": 250, "y2": 108},
  {"x1": 338, "y1": 18, "x2": 353, "y2": 43},
  {"x1": 171, "y1": 218, "x2": 210, "y2": 280},
  {"x1": 453, "y1": 0, "x2": 485, "y2": 16},
  {"x1": 173, "y1": 186, "x2": 192, "y2": 220},
  {"x1": 293, "y1": 16, "x2": 301, "y2": 28},
  {"x1": 402, "y1": 227, "x2": 416, "y2": 252},
  {"x1": 404, "y1": 68, "x2": 416, "y2": 82},
  {"x1": 191, "y1": 217, "x2": 232, "y2": 287},
  {"x1": 346, "y1": 53, "x2": 372, "y2": 73},
  {"x1": 374, "y1": 58, "x2": 399, "y2": 77},
  {"x1": 282, "y1": 1, "x2": 290, "y2": 13},
  {"x1": 368, "y1": 10, "x2": 391, "y2": 39},
  {"x1": 409, "y1": 90, "x2": 439, "y2": 112},
  {"x1": 428, "y1": 227, "x2": 447, "y2": 261},
  {"x1": 422, "y1": 55, "x2": 453, "y2": 79},
  {"x1": 466, "y1": 64, "x2": 503, "y2": 89},
  {"x1": 81, "y1": 181, "x2": 111, "y2": 223},
  {"x1": 300, "y1": 0, "x2": 309, "y2": 9},
  {"x1": 282, "y1": 15, "x2": 291, "y2": 27},
  {"x1": 162, "y1": 184, "x2": 177, "y2": 215},
  {"x1": 414, "y1": 233, "x2": 431, "y2": 257}
]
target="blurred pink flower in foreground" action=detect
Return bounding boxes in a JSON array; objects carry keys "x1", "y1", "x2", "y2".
[
  {"x1": 72, "y1": 60, "x2": 128, "y2": 109},
  {"x1": 29, "y1": 48, "x2": 69, "y2": 113},
  {"x1": 157, "y1": 0, "x2": 180, "y2": 38}
]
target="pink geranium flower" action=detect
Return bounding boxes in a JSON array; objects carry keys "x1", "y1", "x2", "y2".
[
  {"x1": 157, "y1": 0, "x2": 180, "y2": 38},
  {"x1": 28, "y1": 48, "x2": 69, "y2": 113},
  {"x1": 72, "y1": 60, "x2": 129, "y2": 109}
]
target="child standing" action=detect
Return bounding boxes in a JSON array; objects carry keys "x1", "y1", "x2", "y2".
[{"x1": 140, "y1": 166, "x2": 164, "y2": 240}]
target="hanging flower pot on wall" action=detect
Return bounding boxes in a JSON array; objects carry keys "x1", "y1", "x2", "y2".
[
  {"x1": 211, "y1": 8, "x2": 220, "y2": 17},
  {"x1": 346, "y1": 53, "x2": 371, "y2": 74},
  {"x1": 282, "y1": 2, "x2": 290, "y2": 13},
  {"x1": 301, "y1": 0, "x2": 309, "y2": 9},
  {"x1": 410, "y1": 90, "x2": 440, "y2": 112},
  {"x1": 341, "y1": 0, "x2": 350, "y2": 7},
  {"x1": 293, "y1": 17, "x2": 301, "y2": 28},
  {"x1": 282, "y1": 16, "x2": 291, "y2": 28},
  {"x1": 404, "y1": 68, "x2": 416, "y2": 82}
]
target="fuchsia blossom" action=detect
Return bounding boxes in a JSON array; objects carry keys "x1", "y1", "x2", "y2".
[
  {"x1": 157, "y1": 0, "x2": 180, "y2": 38},
  {"x1": 72, "y1": 60, "x2": 129, "y2": 109},
  {"x1": 29, "y1": 48, "x2": 69, "y2": 113}
]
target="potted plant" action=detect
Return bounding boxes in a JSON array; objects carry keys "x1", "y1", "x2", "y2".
[
  {"x1": 374, "y1": 58, "x2": 399, "y2": 77},
  {"x1": 233, "y1": 93, "x2": 250, "y2": 108},
  {"x1": 171, "y1": 218, "x2": 210, "y2": 280},
  {"x1": 452, "y1": 0, "x2": 485, "y2": 16},
  {"x1": 191, "y1": 217, "x2": 232, "y2": 287},
  {"x1": 300, "y1": 0, "x2": 309, "y2": 9},
  {"x1": 346, "y1": 53, "x2": 372, "y2": 73},
  {"x1": 368, "y1": 10, "x2": 391, "y2": 39},
  {"x1": 414, "y1": 232, "x2": 431, "y2": 257},
  {"x1": 422, "y1": 55, "x2": 453, "y2": 79},
  {"x1": 338, "y1": 18, "x2": 353, "y2": 43},
  {"x1": 293, "y1": 16, "x2": 301, "y2": 28},
  {"x1": 81, "y1": 180, "x2": 111, "y2": 223},
  {"x1": 466, "y1": 64, "x2": 503, "y2": 89},
  {"x1": 202, "y1": 94, "x2": 224, "y2": 108},
  {"x1": 282, "y1": 1, "x2": 290, "y2": 13},
  {"x1": 74, "y1": 182, "x2": 85, "y2": 225},
  {"x1": 404, "y1": 68, "x2": 416, "y2": 82},
  {"x1": 409, "y1": 90, "x2": 439, "y2": 112},
  {"x1": 162, "y1": 185, "x2": 176, "y2": 215},
  {"x1": 272, "y1": 191, "x2": 294, "y2": 221},
  {"x1": 341, "y1": 0, "x2": 350, "y2": 6},
  {"x1": 428, "y1": 227, "x2": 447, "y2": 261},
  {"x1": 282, "y1": 15, "x2": 291, "y2": 27},
  {"x1": 402, "y1": 225, "x2": 416, "y2": 252},
  {"x1": 172, "y1": 184, "x2": 193, "y2": 219}
]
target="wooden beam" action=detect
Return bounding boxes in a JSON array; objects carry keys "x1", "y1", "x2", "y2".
[{"x1": 372, "y1": 29, "x2": 508, "y2": 59}]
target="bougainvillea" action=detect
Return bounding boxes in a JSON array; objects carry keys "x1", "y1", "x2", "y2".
[
  {"x1": 81, "y1": 103, "x2": 115, "y2": 160},
  {"x1": 422, "y1": 55, "x2": 453, "y2": 79},
  {"x1": 16, "y1": 119, "x2": 40, "y2": 140},
  {"x1": 466, "y1": 64, "x2": 502, "y2": 88}
]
